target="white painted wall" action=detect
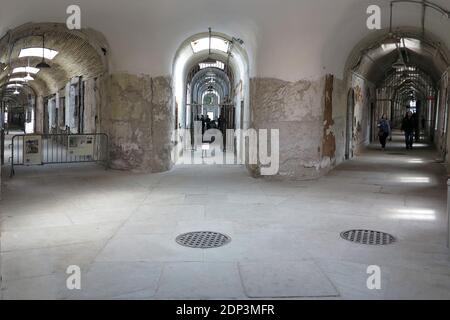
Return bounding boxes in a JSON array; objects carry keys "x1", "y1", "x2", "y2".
[{"x1": 1, "y1": 0, "x2": 449, "y2": 81}]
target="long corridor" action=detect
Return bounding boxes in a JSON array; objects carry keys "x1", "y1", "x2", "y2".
[{"x1": 1, "y1": 132, "x2": 449, "y2": 300}]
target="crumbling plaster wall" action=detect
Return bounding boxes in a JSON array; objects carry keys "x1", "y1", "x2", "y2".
[
  {"x1": 250, "y1": 76, "x2": 338, "y2": 180},
  {"x1": 349, "y1": 74, "x2": 375, "y2": 155},
  {"x1": 35, "y1": 95, "x2": 44, "y2": 134},
  {"x1": 103, "y1": 73, "x2": 173, "y2": 172},
  {"x1": 436, "y1": 70, "x2": 449, "y2": 161},
  {"x1": 332, "y1": 77, "x2": 347, "y2": 165},
  {"x1": 101, "y1": 73, "x2": 355, "y2": 179}
]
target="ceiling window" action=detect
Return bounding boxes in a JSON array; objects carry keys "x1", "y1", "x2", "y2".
[
  {"x1": 191, "y1": 37, "x2": 229, "y2": 53},
  {"x1": 9, "y1": 77, "x2": 26, "y2": 82},
  {"x1": 12, "y1": 67, "x2": 40, "y2": 74},
  {"x1": 381, "y1": 38, "x2": 421, "y2": 52},
  {"x1": 7, "y1": 83, "x2": 23, "y2": 88},
  {"x1": 19, "y1": 48, "x2": 59, "y2": 60},
  {"x1": 199, "y1": 61, "x2": 225, "y2": 70}
]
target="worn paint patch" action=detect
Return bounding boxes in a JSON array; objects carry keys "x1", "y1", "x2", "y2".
[
  {"x1": 322, "y1": 74, "x2": 336, "y2": 159},
  {"x1": 105, "y1": 73, "x2": 173, "y2": 172}
]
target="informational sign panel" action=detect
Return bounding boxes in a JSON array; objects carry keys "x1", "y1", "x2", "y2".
[
  {"x1": 23, "y1": 135, "x2": 42, "y2": 165},
  {"x1": 68, "y1": 135, "x2": 95, "y2": 157}
]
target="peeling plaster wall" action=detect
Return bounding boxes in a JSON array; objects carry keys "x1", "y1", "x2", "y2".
[
  {"x1": 332, "y1": 77, "x2": 347, "y2": 165},
  {"x1": 350, "y1": 75, "x2": 375, "y2": 155},
  {"x1": 83, "y1": 78, "x2": 98, "y2": 133},
  {"x1": 104, "y1": 73, "x2": 173, "y2": 172},
  {"x1": 35, "y1": 95, "x2": 44, "y2": 134},
  {"x1": 435, "y1": 70, "x2": 449, "y2": 161},
  {"x1": 250, "y1": 76, "x2": 331, "y2": 180}
]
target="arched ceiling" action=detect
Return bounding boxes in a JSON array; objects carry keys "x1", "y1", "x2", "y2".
[
  {"x1": 0, "y1": 0, "x2": 449, "y2": 81},
  {"x1": 347, "y1": 27, "x2": 449, "y2": 85},
  {"x1": 0, "y1": 23, "x2": 109, "y2": 98},
  {"x1": 1, "y1": 83, "x2": 35, "y2": 105},
  {"x1": 190, "y1": 67, "x2": 232, "y2": 103}
]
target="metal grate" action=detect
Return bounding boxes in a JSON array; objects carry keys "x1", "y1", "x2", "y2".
[
  {"x1": 340, "y1": 230, "x2": 396, "y2": 245},
  {"x1": 176, "y1": 231, "x2": 231, "y2": 249}
]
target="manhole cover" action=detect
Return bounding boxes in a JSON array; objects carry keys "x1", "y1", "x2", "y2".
[
  {"x1": 176, "y1": 231, "x2": 231, "y2": 249},
  {"x1": 340, "y1": 230, "x2": 396, "y2": 245}
]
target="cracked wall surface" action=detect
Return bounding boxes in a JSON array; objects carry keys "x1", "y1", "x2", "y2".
[
  {"x1": 250, "y1": 76, "x2": 334, "y2": 180},
  {"x1": 100, "y1": 73, "x2": 363, "y2": 178},
  {"x1": 332, "y1": 77, "x2": 347, "y2": 165},
  {"x1": 103, "y1": 73, "x2": 173, "y2": 172},
  {"x1": 349, "y1": 75, "x2": 374, "y2": 156}
]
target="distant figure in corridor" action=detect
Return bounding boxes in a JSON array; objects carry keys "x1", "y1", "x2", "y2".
[
  {"x1": 401, "y1": 111, "x2": 416, "y2": 150},
  {"x1": 377, "y1": 114, "x2": 391, "y2": 150},
  {"x1": 205, "y1": 115, "x2": 211, "y2": 130},
  {"x1": 200, "y1": 115, "x2": 206, "y2": 135}
]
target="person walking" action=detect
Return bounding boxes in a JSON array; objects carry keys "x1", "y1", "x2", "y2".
[
  {"x1": 401, "y1": 111, "x2": 416, "y2": 150},
  {"x1": 377, "y1": 114, "x2": 391, "y2": 150}
]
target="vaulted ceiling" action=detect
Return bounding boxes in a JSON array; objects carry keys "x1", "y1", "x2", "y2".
[{"x1": 0, "y1": 23, "x2": 108, "y2": 100}]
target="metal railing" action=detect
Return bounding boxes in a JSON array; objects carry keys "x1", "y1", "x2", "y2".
[{"x1": 9, "y1": 133, "x2": 109, "y2": 177}]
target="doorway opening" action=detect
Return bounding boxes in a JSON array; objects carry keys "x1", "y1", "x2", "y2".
[{"x1": 172, "y1": 29, "x2": 250, "y2": 166}]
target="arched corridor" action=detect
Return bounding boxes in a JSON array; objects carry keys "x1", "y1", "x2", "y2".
[{"x1": 1, "y1": 0, "x2": 450, "y2": 301}]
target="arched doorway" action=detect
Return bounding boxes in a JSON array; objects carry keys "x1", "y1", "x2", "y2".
[
  {"x1": 344, "y1": 27, "x2": 449, "y2": 155},
  {"x1": 0, "y1": 22, "x2": 110, "y2": 169},
  {"x1": 0, "y1": 22, "x2": 109, "y2": 135},
  {"x1": 172, "y1": 29, "x2": 250, "y2": 165}
]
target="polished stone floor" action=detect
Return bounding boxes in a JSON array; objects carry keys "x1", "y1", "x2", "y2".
[{"x1": 0, "y1": 132, "x2": 449, "y2": 299}]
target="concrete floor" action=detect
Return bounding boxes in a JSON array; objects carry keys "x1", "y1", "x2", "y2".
[{"x1": 0, "y1": 132, "x2": 450, "y2": 299}]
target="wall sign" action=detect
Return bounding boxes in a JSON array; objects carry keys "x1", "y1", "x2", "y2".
[
  {"x1": 23, "y1": 135, "x2": 42, "y2": 165},
  {"x1": 68, "y1": 135, "x2": 94, "y2": 157}
]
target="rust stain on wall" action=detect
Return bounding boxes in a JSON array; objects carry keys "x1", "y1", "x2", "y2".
[
  {"x1": 322, "y1": 74, "x2": 336, "y2": 159},
  {"x1": 354, "y1": 85, "x2": 364, "y2": 105}
]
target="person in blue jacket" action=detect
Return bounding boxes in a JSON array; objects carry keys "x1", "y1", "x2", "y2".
[{"x1": 377, "y1": 114, "x2": 391, "y2": 150}]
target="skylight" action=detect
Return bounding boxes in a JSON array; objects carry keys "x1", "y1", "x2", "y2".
[
  {"x1": 12, "y1": 67, "x2": 40, "y2": 74},
  {"x1": 9, "y1": 77, "x2": 26, "y2": 82},
  {"x1": 402, "y1": 38, "x2": 421, "y2": 49},
  {"x1": 191, "y1": 37, "x2": 229, "y2": 53},
  {"x1": 7, "y1": 84, "x2": 23, "y2": 88},
  {"x1": 19, "y1": 48, "x2": 59, "y2": 60},
  {"x1": 381, "y1": 43, "x2": 396, "y2": 52},
  {"x1": 381, "y1": 38, "x2": 421, "y2": 52},
  {"x1": 199, "y1": 61, "x2": 225, "y2": 70}
]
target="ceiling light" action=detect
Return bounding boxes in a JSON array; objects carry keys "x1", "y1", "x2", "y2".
[
  {"x1": 12, "y1": 67, "x2": 40, "y2": 74},
  {"x1": 24, "y1": 73, "x2": 34, "y2": 82},
  {"x1": 35, "y1": 34, "x2": 51, "y2": 69},
  {"x1": 19, "y1": 47, "x2": 59, "y2": 60},
  {"x1": 36, "y1": 60, "x2": 50, "y2": 69},
  {"x1": 13, "y1": 88, "x2": 20, "y2": 95},
  {"x1": 392, "y1": 56, "x2": 407, "y2": 70},
  {"x1": 22, "y1": 58, "x2": 35, "y2": 82}
]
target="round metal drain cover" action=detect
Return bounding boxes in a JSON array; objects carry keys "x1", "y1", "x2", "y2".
[
  {"x1": 176, "y1": 231, "x2": 231, "y2": 249},
  {"x1": 340, "y1": 230, "x2": 396, "y2": 245}
]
